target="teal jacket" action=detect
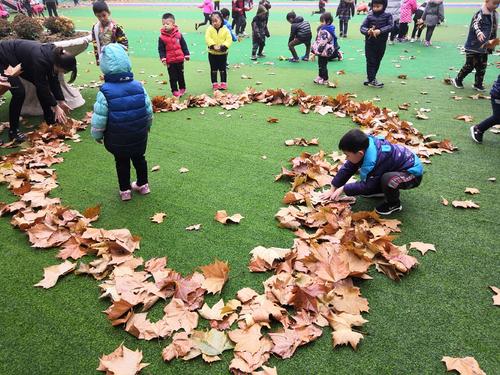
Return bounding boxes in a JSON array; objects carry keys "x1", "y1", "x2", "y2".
[{"x1": 91, "y1": 43, "x2": 153, "y2": 143}]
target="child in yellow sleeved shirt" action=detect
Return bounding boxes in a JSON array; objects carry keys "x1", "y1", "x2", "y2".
[{"x1": 205, "y1": 11, "x2": 233, "y2": 90}]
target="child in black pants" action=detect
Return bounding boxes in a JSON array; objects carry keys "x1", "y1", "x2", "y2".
[
  {"x1": 360, "y1": 0, "x2": 393, "y2": 88},
  {"x1": 470, "y1": 75, "x2": 500, "y2": 143},
  {"x1": 251, "y1": 5, "x2": 270, "y2": 60},
  {"x1": 410, "y1": 2, "x2": 426, "y2": 42},
  {"x1": 206, "y1": 12, "x2": 233, "y2": 90},
  {"x1": 312, "y1": 12, "x2": 342, "y2": 85}
]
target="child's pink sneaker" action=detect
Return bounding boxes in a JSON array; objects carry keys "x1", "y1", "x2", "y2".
[
  {"x1": 178, "y1": 88, "x2": 186, "y2": 96},
  {"x1": 120, "y1": 190, "x2": 132, "y2": 201},
  {"x1": 212, "y1": 83, "x2": 220, "y2": 90},
  {"x1": 313, "y1": 76, "x2": 325, "y2": 85},
  {"x1": 173, "y1": 90, "x2": 181, "y2": 97},
  {"x1": 220, "y1": 82, "x2": 227, "y2": 90},
  {"x1": 131, "y1": 181, "x2": 151, "y2": 195}
]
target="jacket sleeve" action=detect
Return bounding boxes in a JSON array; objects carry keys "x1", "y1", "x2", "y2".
[
  {"x1": 226, "y1": 23, "x2": 238, "y2": 41},
  {"x1": 222, "y1": 28, "x2": 233, "y2": 49},
  {"x1": 114, "y1": 25, "x2": 129, "y2": 50},
  {"x1": 92, "y1": 26, "x2": 100, "y2": 65},
  {"x1": 205, "y1": 27, "x2": 216, "y2": 48},
  {"x1": 379, "y1": 14, "x2": 394, "y2": 34},
  {"x1": 91, "y1": 91, "x2": 108, "y2": 140},
  {"x1": 343, "y1": 177, "x2": 380, "y2": 196},
  {"x1": 438, "y1": 2, "x2": 444, "y2": 22},
  {"x1": 422, "y1": 3, "x2": 429, "y2": 20},
  {"x1": 289, "y1": 24, "x2": 297, "y2": 42},
  {"x1": 360, "y1": 16, "x2": 370, "y2": 35},
  {"x1": 33, "y1": 62, "x2": 58, "y2": 108},
  {"x1": 180, "y1": 35, "x2": 190, "y2": 57},
  {"x1": 350, "y1": 2, "x2": 355, "y2": 17},
  {"x1": 331, "y1": 160, "x2": 359, "y2": 188},
  {"x1": 48, "y1": 72, "x2": 64, "y2": 102},
  {"x1": 144, "y1": 90, "x2": 153, "y2": 129},
  {"x1": 158, "y1": 37, "x2": 166, "y2": 60}
]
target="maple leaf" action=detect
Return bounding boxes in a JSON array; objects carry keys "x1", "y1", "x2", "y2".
[
  {"x1": 452, "y1": 200, "x2": 480, "y2": 209},
  {"x1": 104, "y1": 299, "x2": 134, "y2": 323},
  {"x1": 236, "y1": 287, "x2": 259, "y2": 303},
  {"x1": 34, "y1": 260, "x2": 76, "y2": 289},
  {"x1": 252, "y1": 366, "x2": 278, "y2": 375},
  {"x1": 490, "y1": 286, "x2": 500, "y2": 306},
  {"x1": 464, "y1": 187, "x2": 480, "y2": 195},
  {"x1": 228, "y1": 323, "x2": 263, "y2": 353},
  {"x1": 488, "y1": 177, "x2": 496, "y2": 182},
  {"x1": 454, "y1": 115, "x2": 474, "y2": 123},
  {"x1": 151, "y1": 165, "x2": 160, "y2": 172},
  {"x1": 97, "y1": 343, "x2": 149, "y2": 375},
  {"x1": 199, "y1": 299, "x2": 226, "y2": 321},
  {"x1": 179, "y1": 167, "x2": 189, "y2": 173},
  {"x1": 190, "y1": 329, "x2": 234, "y2": 357},
  {"x1": 267, "y1": 117, "x2": 279, "y2": 123},
  {"x1": 441, "y1": 356, "x2": 485, "y2": 375},
  {"x1": 441, "y1": 197, "x2": 449, "y2": 206},
  {"x1": 83, "y1": 204, "x2": 101, "y2": 221},
  {"x1": 415, "y1": 111, "x2": 429, "y2": 120},
  {"x1": 199, "y1": 259, "x2": 229, "y2": 294},
  {"x1": 3, "y1": 64, "x2": 23, "y2": 77},
  {"x1": 214, "y1": 210, "x2": 244, "y2": 224},
  {"x1": 329, "y1": 312, "x2": 368, "y2": 349},
  {"x1": 249, "y1": 246, "x2": 291, "y2": 267},
  {"x1": 162, "y1": 331, "x2": 194, "y2": 362},
  {"x1": 268, "y1": 328, "x2": 302, "y2": 358},
  {"x1": 151, "y1": 212, "x2": 167, "y2": 224},
  {"x1": 409, "y1": 242, "x2": 436, "y2": 256},
  {"x1": 397, "y1": 74, "x2": 408, "y2": 79}
]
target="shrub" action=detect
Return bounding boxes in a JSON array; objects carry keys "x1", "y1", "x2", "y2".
[
  {"x1": 12, "y1": 14, "x2": 43, "y2": 40},
  {"x1": 43, "y1": 16, "x2": 75, "y2": 37},
  {"x1": 0, "y1": 19, "x2": 11, "y2": 38}
]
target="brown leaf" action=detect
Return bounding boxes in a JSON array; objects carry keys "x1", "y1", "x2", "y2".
[
  {"x1": 267, "y1": 117, "x2": 279, "y2": 123},
  {"x1": 464, "y1": 187, "x2": 480, "y2": 195},
  {"x1": 409, "y1": 242, "x2": 436, "y2": 256},
  {"x1": 398, "y1": 103, "x2": 410, "y2": 111},
  {"x1": 34, "y1": 260, "x2": 76, "y2": 289},
  {"x1": 397, "y1": 74, "x2": 407, "y2": 79},
  {"x1": 151, "y1": 212, "x2": 167, "y2": 224},
  {"x1": 162, "y1": 331, "x2": 194, "y2": 361},
  {"x1": 454, "y1": 115, "x2": 474, "y2": 123},
  {"x1": 441, "y1": 197, "x2": 449, "y2": 206},
  {"x1": 83, "y1": 204, "x2": 101, "y2": 221},
  {"x1": 329, "y1": 313, "x2": 368, "y2": 349},
  {"x1": 490, "y1": 286, "x2": 500, "y2": 306},
  {"x1": 415, "y1": 111, "x2": 429, "y2": 120},
  {"x1": 441, "y1": 356, "x2": 485, "y2": 375},
  {"x1": 214, "y1": 210, "x2": 244, "y2": 224},
  {"x1": 151, "y1": 165, "x2": 160, "y2": 172},
  {"x1": 452, "y1": 200, "x2": 480, "y2": 209},
  {"x1": 97, "y1": 343, "x2": 149, "y2": 375},
  {"x1": 199, "y1": 259, "x2": 229, "y2": 294}
]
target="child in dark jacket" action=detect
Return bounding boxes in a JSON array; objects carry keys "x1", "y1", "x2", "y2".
[
  {"x1": 251, "y1": 6, "x2": 270, "y2": 60},
  {"x1": 360, "y1": 0, "x2": 393, "y2": 88},
  {"x1": 410, "y1": 2, "x2": 426, "y2": 42},
  {"x1": 453, "y1": 0, "x2": 498, "y2": 92},
  {"x1": 311, "y1": 12, "x2": 342, "y2": 84},
  {"x1": 286, "y1": 11, "x2": 313, "y2": 62},
  {"x1": 470, "y1": 74, "x2": 500, "y2": 143},
  {"x1": 91, "y1": 44, "x2": 154, "y2": 201},
  {"x1": 158, "y1": 13, "x2": 190, "y2": 97},
  {"x1": 336, "y1": 0, "x2": 355, "y2": 37},
  {"x1": 321, "y1": 129, "x2": 423, "y2": 215}
]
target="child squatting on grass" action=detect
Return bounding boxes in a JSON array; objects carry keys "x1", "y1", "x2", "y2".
[
  {"x1": 360, "y1": 0, "x2": 393, "y2": 88},
  {"x1": 286, "y1": 11, "x2": 313, "y2": 62},
  {"x1": 92, "y1": 1, "x2": 128, "y2": 65},
  {"x1": 205, "y1": 11, "x2": 233, "y2": 90},
  {"x1": 158, "y1": 12, "x2": 191, "y2": 98},
  {"x1": 321, "y1": 129, "x2": 423, "y2": 216},
  {"x1": 91, "y1": 44, "x2": 154, "y2": 202}
]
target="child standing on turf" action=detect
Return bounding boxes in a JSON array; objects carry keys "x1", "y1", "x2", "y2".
[
  {"x1": 336, "y1": 0, "x2": 355, "y2": 38},
  {"x1": 420, "y1": 0, "x2": 444, "y2": 46},
  {"x1": 312, "y1": 12, "x2": 342, "y2": 84},
  {"x1": 214, "y1": 0, "x2": 220, "y2": 10},
  {"x1": 360, "y1": 0, "x2": 393, "y2": 88},
  {"x1": 452, "y1": 0, "x2": 498, "y2": 92},
  {"x1": 287, "y1": 11, "x2": 313, "y2": 62},
  {"x1": 206, "y1": 11, "x2": 233, "y2": 90},
  {"x1": 410, "y1": 2, "x2": 426, "y2": 42},
  {"x1": 158, "y1": 13, "x2": 190, "y2": 98},
  {"x1": 195, "y1": 0, "x2": 214, "y2": 30},
  {"x1": 92, "y1": 1, "x2": 128, "y2": 65},
  {"x1": 91, "y1": 44, "x2": 153, "y2": 201},
  {"x1": 398, "y1": 0, "x2": 417, "y2": 42},
  {"x1": 470, "y1": 74, "x2": 500, "y2": 143},
  {"x1": 321, "y1": 129, "x2": 423, "y2": 215},
  {"x1": 251, "y1": 5, "x2": 270, "y2": 60},
  {"x1": 312, "y1": 0, "x2": 328, "y2": 15},
  {"x1": 221, "y1": 8, "x2": 239, "y2": 41}
]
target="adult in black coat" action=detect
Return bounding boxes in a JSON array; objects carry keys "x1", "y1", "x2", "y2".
[{"x1": 0, "y1": 40, "x2": 77, "y2": 143}]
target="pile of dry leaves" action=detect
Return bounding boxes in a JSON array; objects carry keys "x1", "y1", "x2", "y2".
[{"x1": 0, "y1": 89, "x2": 465, "y2": 375}]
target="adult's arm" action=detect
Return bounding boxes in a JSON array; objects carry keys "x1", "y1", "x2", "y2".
[
  {"x1": 91, "y1": 91, "x2": 108, "y2": 140},
  {"x1": 33, "y1": 64, "x2": 58, "y2": 108}
]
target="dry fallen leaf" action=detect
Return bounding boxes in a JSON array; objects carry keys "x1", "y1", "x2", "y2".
[
  {"x1": 454, "y1": 115, "x2": 473, "y2": 123},
  {"x1": 442, "y1": 356, "x2": 485, "y2": 375},
  {"x1": 186, "y1": 224, "x2": 202, "y2": 231},
  {"x1": 452, "y1": 200, "x2": 480, "y2": 209},
  {"x1": 199, "y1": 259, "x2": 229, "y2": 294},
  {"x1": 464, "y1": 187, "x2": 480, "y2": 195},
  {"x1": 487, "y1": 177, "x2": 496, "y2": 182},
  {"x1": 151, "y1": 212, "x2": 167, "y2": 224},
  {"x1": 398, "y1": 103, "x2": 410, "y2": 111},
  {"x1": 3, "y1": 64, "x2": 23, "y2": 77},
  {"x1": 267, "y1": 117, "x2": 279, "y2": 123},
  {"x1": 97, "y1": 343, "x2": 149, "y2": 375},
  {"x1": 397, "y1": 74, "x2": 407, "y2": 79},
  {"x1": 489, "y1": 286, "x2": 500, "y2": 306},
  {"x1": 83, "y1": 204, "x2": 101, "y2": 221},
  {"x1": 415, "y1": 111, "x2": 429, "y2": 120},
  {"x1": 441, "y1": 197, "x2": 449, "y2": 206},
  {"x1": 179, "y1": 167, "x2": 189, "y2": 173},
  {"x1": 151, "y1": 165, "x2": 160, "y2": 172},
  {"x1": 409, "y1": 242, "x2": 436, "y2": 256},
  {"x1": 34, "y1": 260, "x2": 76, "y2": 289},
  {"x1": 214, "y1": 210, "x2": 244, "y2": 224}
]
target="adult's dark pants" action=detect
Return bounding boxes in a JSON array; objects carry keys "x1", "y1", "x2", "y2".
[
  {"x1": 390, "y1": 20, "x2": 399, "y2": 41},
  {"x1": 398, "y1": 22, "x2": 409, "y2": 39},
  {"x1": 365, "y1": 38, "x2": 387, "y2": 82},
  {"x1": 339, "y1": 19, "x2": 349, "y2": 35},
  {"x1": 425, "y1": 25, "x2": 435, "y2": 42},
  {"x1": 289, "y1": 38, "x2": 311, "y2": 60},
  {"x1": 167, "y1": 62, "x2": 186, "y2": 93},
  {"x1": 252, "y1": 39, "x2": 265, "y2": 56},
  {"x1": 477, "y1": 97, "x2": 500, "y2": 133},
  {"x1": 456, "y1": 53, "x2": 488, "y2": 87},
  {"x1": 46, "y1": 2, "x2": 58, "y2": 17},
  {"x1": 6, "y1": 76, "x2": 55, "y2": 136},
  {"x1": 318, "y1": 56, "x2": 329, "y2": 80},
  {"x1": 411, "y1": 21, "x2": 423, "y2": 39},
  {"x1": 381, "y1": 172, "x2": 422, "y2": 204},
  {"x1": 208, "y1": 53, "x2": 228, "y2": 83},
  {"x1": 113, "y1": 153, "x2": 148, "y2": 191}
]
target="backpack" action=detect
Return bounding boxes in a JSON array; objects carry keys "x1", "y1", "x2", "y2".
[{"x1": 312, "y1": 28, "x2": 336, "y2": 57}]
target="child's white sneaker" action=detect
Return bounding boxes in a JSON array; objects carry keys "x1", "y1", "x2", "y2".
[
  {"x1": 120, "y1": 190, "x2": 132, "y2": 201},
  {"x1": 131, "y1": 182, "x2": 151, "y2": 195},
  {"x1": 313, "y1": 76, "x2": 325, "y2": 85}
]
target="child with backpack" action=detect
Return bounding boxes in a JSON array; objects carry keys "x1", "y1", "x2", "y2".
[
  {"x1": 336, "y1": 0, "x2": 355, "y2": 38},
  {"x1": 286, "y1": 11, "x2": 313, "y2": 62},
  {"x1": 311, "y1": 12, "x2": 342, "y2": 85},
  {"x1": 91, "y1": 44, "x2": 153, "y2": 201},
  {"x1": 205, "y1": 11, "x2": 233, "y2": 90},
  {"x1": 251, "y1": 5, "x2": 270, "y2": 60}
]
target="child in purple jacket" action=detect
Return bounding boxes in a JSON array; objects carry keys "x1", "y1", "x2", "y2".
[{"x1": 321, "y1": 129, "x2": 423, "y2": 215}]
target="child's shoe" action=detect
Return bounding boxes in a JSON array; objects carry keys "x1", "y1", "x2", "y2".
[
  {"x1": 301, "y1": 55, "x2": 309, "y2": 61},
  {"x1": 368, "y1": 80, "x2": 384, "y2": 88},
  {"x1": 451, "y1": 78, "x2": 464, "y2": 89},
  {"x1": 120, "y1": 190, "x2": 132, "y2": 201},
  {"x1": 251, "y1": 55, "x2": 257, "y2": 61},
  {"x1": 470, "y1": 125, "x2": 483, "y2": 144},
  {"x1": 313, "y1": 76, "x2": 325, "y2": 85},
  {"x1": 131, "y1": 181, "x2": 151, "y2": 195},
  {"x1": 410, "y1": 38, "x2": 415, "y2": 43},
  {"x1": 213, "y1": 83, "x2": 220, "y2": 90},
  {"x1": 363, "y1": 80, "x2": 370, "y2": 86},
  {"x1": 257, "y1": 53, "x2": 266, "y2": 58},
  {"x1": 339, "y1": 32, "x2": 344, "y2": 37},
  {"x1": 173, "y1": 90, "x2": 181, "y2": 97},
  {"x1": 288, "y1": 57, "x2": 299, "y2": 63},
  {"x1": 178, "y1": 88, "x2": 186, "y2": 96},
  {"x1": 337, "y1": 50, "x2": 343, "y2": 61},
  {"x1": 472, "y1": 84, "x2": 486, "y2": 92},
  {"x1": 388, "y1": 40, "x2": 394, "y2": 45},
  {"x1": 376, "y1": 201, "x2": 402, "y2": 215},
  {"x1": 424, "y1": 40, "x2": 431, "y2": 47},
  {"x1": 220, "y1": 82, "x2": 227, "y2": 90}
]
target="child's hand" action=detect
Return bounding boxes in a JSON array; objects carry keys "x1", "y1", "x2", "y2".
[
  {"x1": 161, "y1": 58, "x2": 167, "y2": 65},
  {"x1": 185, "y1": 55, "x2": 190, "y2": 61},
  {"x1": 321, "y1": 186, "x2": 344, "y2": 202},
  {"x1": 478, "y1": 32, "x2": 486, "y2": 43},
  {"x1": 214, "y1": 45, "x2": 221, "y2": 51},
  {"x1": 309, "y1": 53, "x2": 316, "y2": 62},
  {"x1": 373, "y1": 29, "x2": 381, "y2": 37}
]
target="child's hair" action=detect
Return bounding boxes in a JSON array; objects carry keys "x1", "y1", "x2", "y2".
[
  {"x1": 220, "y1": 8, "x2": 230, "y2": 18},
  {"x1": 320, "y1": 12, "x2": 333, "y2": 24},
  {"x1": 211, "y1": 11, "x2": 224, "y2": 25},
  {"x1": 162, "y1": 12, "x2": 175, "y2": 21},
  {"x1": 53, "y1": 47, "x2": 77, "y2": 84},
  {"x1": 371, "y1": 0, "x2": 385, "y2": 7},
  {"x1": 286, "y1": 11, "x2": 296, "y2": 21},
  {"x1": 338, "y1": 129, "x2": 369, "y2": 153},
  {"x1": 93, "y1": 1, "x2": 109, "y2": 14}
]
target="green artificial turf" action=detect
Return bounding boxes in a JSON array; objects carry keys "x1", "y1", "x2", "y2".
[{"x1": 0, "y1": 4, "x2": 499, "y2": 375}]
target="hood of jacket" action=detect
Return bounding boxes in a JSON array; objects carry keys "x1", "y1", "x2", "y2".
[
  {"x1": 100, "y1": 43, "x2": 131, "y2": 76},
  {"x1": 321, "y1": 24, "x2": 335, "y2": 35},
  {"x1": 292, "y1": 16, "x2": 305, "y2": 24}
]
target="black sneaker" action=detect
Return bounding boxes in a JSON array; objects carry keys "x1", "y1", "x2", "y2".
[
  {"x1": 472, "y1": 84, "x2": 486, "y2": 92},
  {"x1": 8, "y1": 131, "x2": 26, "y2": 143},
  {"x1": 368, "y1": 80, "x2": 384, "y2": 88},
  {"x1": 375, "y1": 201, "x2": 402, "y2": 215},
  {"x1": 257, "y1": 53, "x2": 266, "y2": 58},
  {"x1": 470, "y1": 125, "x2": 483, "y2": 144},
  {"x1": 451, "y1": 78, "x2": 464, "y2": 89},
  {"x1": 361, "y1": 193, "x2": 385, "y2": 198},
  {"x1": 363, "y1": 80, "x2": 370, "y2": 86},
  {"x1": 251, "y1": 55, "x2": 257, "y2": 61}
]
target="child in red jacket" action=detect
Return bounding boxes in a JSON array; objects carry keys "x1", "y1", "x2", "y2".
[{"x1": 158, "y1": 13, "x2": 191, "y2": 97}]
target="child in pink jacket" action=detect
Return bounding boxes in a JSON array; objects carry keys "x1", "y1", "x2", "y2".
[
  {"x1": 195, "y1": 0, "x2": 215, "y2": 30},
  {"x1": 398, "y1": 0, "x2": 417, "y2": 41}
]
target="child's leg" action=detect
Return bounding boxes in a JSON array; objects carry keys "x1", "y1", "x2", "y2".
[
  {"x1": 455, "y1": 53, "x2": 475, "y2": 84},
  {"x1": 167, "y1": 64, "x2": 179, "y2": 93},
  {"x1": 411, "y1": 21, "x2": 418, "y2": 38},
  {"x1": 288, "y1": 39, "x2": 300, "y2": 59},
  {"x1": 398, "y1": 22, "x2": 409, "y2": 39},
  {"x1": 219, "y1": 54, "x2": 228, "y2": 83},
  {"x1": 344, "y1": 19, "x2": 349, "y2": 36},
  {"x1": 114, "y1": 154, "x2": 132, "y2": 191},
  {"x1": 208, "y1": 54, "x2": 218, "y2": 83},
  {"x1": 380, "y1": 171, "x2": 422, "y2": 205},
  {"x1": 318, "y1": 56, "x2": 328, "y2": 80},
  {"x1": 199, "y1": 13, "x2": 211, "y2": 27},
  {"x1": 304, "y1": 40, "x2": 311, "y2": 58},
  {"x1": 476, "y1": 98, "x2": 500, "y2": 134},
  {"x1": 251, "y1": 39, "x2": 259, "y2": 56},
  {"x1": 131, "y1": 154, "x2": 148, "y2": 187},
  {"x1": 390, "y1": 20, "x2": 399, "y2": 41},
  {"x1": 417, "y1": 25, "x2": 423, "y2": 39},
  {"x1": 425, "y1": 25, "x2": 435, "y2": 42},
  {"x1": 258, "y1": 40, "x2": 265, "y2": 55},
  {"x1": 373, "y1": 41, "x2": 387, "y2": 79},
  {"x1": 177, "y1": 62, "x2": 186, "y2": 90},
  {"x1": 365, "y1": 42, "x2": 377, "y2": 82},
  {"x1": 473, "y1": 54, "x2": 488, "y2": 87}
]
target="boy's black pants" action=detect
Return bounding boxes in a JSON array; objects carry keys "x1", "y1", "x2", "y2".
[
  {"x1": 389, "y1": 20, "x2": 399, "y2": 41},
  {"x1": 456, "y1": 53, "x2": 488, "y2": 87},
  {"x1": 289, "y1": 38, "x2": 311, "y2": 59},
  {"x1": 214, "y1": 1, "x2": 220, "y2": 10},
  {"x1": 235, "y1": 14, "x2": 247, "y2": 35},
  {"x1": 365, "y1": 38, "x2": 387, "y2": 82},
  {"x1": 113, "y1": 153, "x2": 148, "y2": 191},
  {"x1": 398, "y1": 22, "x2": 409, "y2": 39},
  {"x1": 252, "y1": 39, "x2": 265, "y2": 56},
  {"x1": 339, "y1": 19, "x2": 349, "y2": 35},
  {"x1": 208, "y1": 53, "x2": 228, "y2": 83},
  {"x1": 167, "y1": 62, "x2": 186, "y2": 93},
  {"x1": 318, "y1": 56, "x2": 329, "y2": 80},
  {"x1": 477, "y1": 98, "x2": 500, "y2": 133},
  {"x1": 381, "y1": 172, "x2": 422, "y2": 204}
]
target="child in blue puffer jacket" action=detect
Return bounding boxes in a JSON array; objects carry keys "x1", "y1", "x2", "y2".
[
  {"x1": 91, "y1": 43, "x2": 154, "y2": 201},
  {"x1": 311, "y1": 12, "x2": 342, "y2": 85},
  {"x1": 321, "y1": 129, "x2": 423, "y2": 215}
]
